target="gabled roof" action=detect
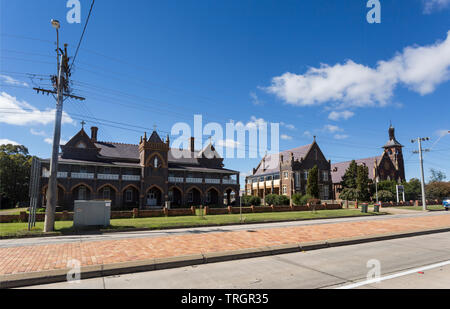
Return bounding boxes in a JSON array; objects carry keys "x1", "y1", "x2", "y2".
[
  {"x1": 198, "y1": 143, "x2": 222, "y2": 159},
  {"x1": 331, "y1": 156, "x2": 381, "y2": 184},
  {"x1": 252, "y1": 144, "x2": 313, "y2": 176},
  {"x1": 148, "y1": 131, "x2": 163, "y2": 143}
]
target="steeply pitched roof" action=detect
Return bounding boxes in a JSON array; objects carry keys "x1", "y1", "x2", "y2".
[
  {"x1": 331, "y1": 156, "x2": 380, "y2": 184},
  {"x1": 253, "y1": 144, "x2": 313, "y2": 176}
]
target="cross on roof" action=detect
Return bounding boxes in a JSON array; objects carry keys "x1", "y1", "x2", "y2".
[
  {"x1": 81, "y1": 121, "x2": 86, "y2": 129},
  {"x1": 153, "y1": 124, "x2": 157, "y2": 132}
]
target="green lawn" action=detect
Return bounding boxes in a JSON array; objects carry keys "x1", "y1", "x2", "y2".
[
  {"x1": 394, "y1": 205, "x2": 446, "y2": 211},
  {"x1": 0, "y1": 208, "x2": 384, "y2": 238}
]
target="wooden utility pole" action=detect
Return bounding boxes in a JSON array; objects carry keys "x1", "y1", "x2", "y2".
[{"x1": 35, "y1": 21, "x2": 85, "y2": 232}]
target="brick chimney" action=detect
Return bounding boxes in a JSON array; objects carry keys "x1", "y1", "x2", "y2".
[
  {"x1": 190, "y1": 137, "x2": 195, "y2": 153},
  {"x1": 91, "y1": 127, "x2": 98, "y2": 142}
]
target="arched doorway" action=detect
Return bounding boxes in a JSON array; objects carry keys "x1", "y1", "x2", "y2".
[
  {"x1": 169, "y1": 186, "x2": 183, "y2": 208},
  {"x1": 146, "y1": 186, "x2": 163, "y2": 207},
  {"x1": 224, "y1": 188, "x2": 237, "y2": 206},
  {"x1": 122, "y1": 185, "x2": 140, "y2": 210},
  {"x1": 42, "y1": 185, "x2": 66, "y2": 209},
  {"x1": 72, "y1": 184, "x2": 92, "y2": 209},
  {"x1": 98, "y1": 185, "x2": 117, "y2": 208},
  {"x1": 186, "y1": 187, "x2": 202, "y2": 206},
  {"x1": 205, "y1": 188, "x2": 220, "y2": 206}
]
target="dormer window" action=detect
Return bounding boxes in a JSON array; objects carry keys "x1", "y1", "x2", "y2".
[{"x1": 76, "y1": 142, "x2": 87, "y2": 149}]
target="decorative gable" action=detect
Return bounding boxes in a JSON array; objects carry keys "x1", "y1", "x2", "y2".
[{"x1": 61, "y1": 128, "x2": 100, "y2": 160}]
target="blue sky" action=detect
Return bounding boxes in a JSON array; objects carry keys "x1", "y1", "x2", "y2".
[{"x1": 1, "y1": 0, "x2": 449, "y2": 187}]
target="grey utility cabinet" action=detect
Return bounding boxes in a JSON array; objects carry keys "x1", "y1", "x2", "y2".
[{"x1": 74, "y1": 200, "x2": 111, "y2": 227}]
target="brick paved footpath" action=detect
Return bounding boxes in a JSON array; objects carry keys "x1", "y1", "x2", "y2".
[{"x1": 1, "y1": 214, "x2": 450, "y2": 276}]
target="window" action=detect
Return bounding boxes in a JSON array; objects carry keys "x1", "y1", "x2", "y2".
[
  {"x1": 168, "y1": 190, "x2": 174, "y2": 202},
  {"x1": 153, "y1": 156, "x2": 159, "y2": 168},
  {"x1": 125, "y1": 189, "x2": 133, "y2": 202},
  {"x1": 322, "y1": 171, "x2": 328, "y2": 182},
  {"x1": 247, "y1": 189, "x2": 251, "y2": 195},
  {"x1": 104, "y1": 167, "x2": 111, "y2": 174},
  {"x1": 76, "y1": 142, "x2": 87, "y2": 149},
  {"x1": 304, "y1": 171, "x2": 308, "y2": 180},
  {"x1": 187, "y1": 192, "x2": 194, "y2": 203},
  {"x1": 206, "y1": 191, "x2": 211, "y2": 203},
  {"x1": 295, "y1": 172, "x2": 300, "y2": 187},
  {"x1": 274, "y1": 174, "x2": 280, "y2": 180},
  {"x1": 78, "y1": 186, "x2": 87, "y2": 200},
  {"x1": 283, "y1": 171, "x2": 289, "y2": 179},
  {"x1": 80, "y1": 166, "x2": 88, "y2": 173},
  {"x1": 282, "y1": 185, "x2": 287, "y2": 195},
  {"x1": 103, "y1": 187, "x2": 110, "y2": 200},
  {"x1": 323, "y1": 186, "x2": 329, "y2": 199}
]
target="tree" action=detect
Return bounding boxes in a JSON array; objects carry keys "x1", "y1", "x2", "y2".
[
  {"x1": 342, "y1": 160, "x2": 358, "y2": 189},
  {"x1": 429, "y1": 169, "x2": 447, "y2": 183},
  {"x1": 403, "y1": 178, "x2": 421, "y2": 200},
  {"x1": 356, "y1": 164, "x2": 370, "y2": 201},
  {"x1": 0, "y1": 144, "x2": 32, "y2": 209},
  {"x1": 340, "y1": 188, "x2": 360, "y2": 201},
  {"x1": 374, "y1": 190, "x2": 394, "y2": 202},
  {"x1": 306, "y1": 165, "x2": 319, "y2": 199},
  {"x1": 425, "y1": 182, "x2": 450, "y2": 200}
]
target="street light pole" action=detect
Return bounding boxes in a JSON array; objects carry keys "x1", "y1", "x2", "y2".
[{"x1": 412, "y1": 137, "x2": 430, "y2": 212}]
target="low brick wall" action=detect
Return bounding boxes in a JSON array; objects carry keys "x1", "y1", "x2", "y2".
[
  {"x1": 0, "y1": 203, "x2": 345, "y2": 223},
  {"x1": 204, "y1": 207, "x2": 229, "y2": 215},
  {"x1": 251, "y1": 206, "x2": 273, "y2": 213},
  {"x1": 271, "y1": 206, "x2": 292, "y2": 212}
]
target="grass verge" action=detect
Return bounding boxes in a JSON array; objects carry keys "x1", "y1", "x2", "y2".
[{"x1": 0, "y1": 209, "x2": 385, "y2": 239}]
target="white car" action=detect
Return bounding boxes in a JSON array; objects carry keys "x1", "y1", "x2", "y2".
[{"x1": 443, "y1": 197, "x2": 450, "y2": 211}]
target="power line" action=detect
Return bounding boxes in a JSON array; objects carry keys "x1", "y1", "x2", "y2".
[{"x1": 70, "y1": 0, "x2": 95, "y2": 71}]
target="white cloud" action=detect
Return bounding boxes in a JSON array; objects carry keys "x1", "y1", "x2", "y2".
[
  {"x1": 0, "y1": 92, "x2": 74, "y2": 126},
  {"x1": 250, "y1": 92, "x2": 263, "y2": 106},
  {"x1": 265, "y1": 31, "x2": 450, "y2": 109},
  {"x1": 423, "y1": 0, "x2": 450, "y2": 14},
  {"x1": 30, "y1": 129, "x2": 47, "y2": 136},
  {"x1": 280, "y1": 134, "x2": 292, "y2": 140},
  {"x1": 323, "y1": 125, "x2": 343, "y2": 134},
  {"x1": 0, "y1": 138, "x2": 19, "y2": 145},
  {"x1": 280, "y1": 122, "x2": 296, "y2": 130},
  {"x1": 303, "y1": 131, "x2": 313, "y2": 138},
  {"x1": 328, "y1": 110, "x2": 355, "y2": 121},
  {"x1": 0, "y1": 75, "x2": 29, "y2": 87},
  {"x1": 216, "y1": 139, "x2": 241, "y2": 149},
  {"x1": 334, "y1": 134, "x2": 349, "y2": 140}
]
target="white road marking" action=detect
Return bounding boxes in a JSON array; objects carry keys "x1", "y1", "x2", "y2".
[{"x1": 336, "y1": 260, "x2": 450, "y2": 289}]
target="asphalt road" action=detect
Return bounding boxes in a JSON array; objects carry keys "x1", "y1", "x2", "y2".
[
  {"x1": 1, "y1": 210, "x2": 446, "y2": 249},
  {"x1": 22, "y1": 231, "x2": 450, "y2": 289}
]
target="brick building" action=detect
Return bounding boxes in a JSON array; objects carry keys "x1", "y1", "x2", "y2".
[
  {"x1": 331, "y1": 125, "x2": 406, "y2": 199},
  {"x1": 245, "y1": 138, "x2": 333, "y2": 202},
  {"x1": 39, "y1": 127, "x2": 240, "y2": 210}
]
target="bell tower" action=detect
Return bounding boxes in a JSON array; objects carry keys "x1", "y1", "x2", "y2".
[
  {"x1": 138, "y1": 130, "x2": 170, "y2": 207},
  {"x1": 382, "y1": 124, "x2": 405, "y2": 182}
]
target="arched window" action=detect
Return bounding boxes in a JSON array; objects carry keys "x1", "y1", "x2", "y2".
[
  {"x1": 154, "y1": 156, "x2": 159, "y2": 168},
  {"x1": 103, "y1": 187, "x2": 111, "y2": 200},
  {"x1": 78, "y1": 186, "x2": 87, "y2": 200}
]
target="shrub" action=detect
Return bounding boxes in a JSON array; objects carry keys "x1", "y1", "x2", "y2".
[
  {"x1": 300, "y1": 194, "x2": 313, "y2": 205},
  {"x1": 264, "y1": 194, "x2": 279, "y2": 206},
  {"x1": 426, "y1": 182, "x2": 450, "y2": 200},
  {"x1": 292, "y1": 193, "x2": 303, "y2": 206},
  {"x1": 276, "y1": 195, "x2": 290, "y2": 206},
  {"x1": 242, "y1": 195, "x2": 261, "y2": 206},
  {"x1": 340, "y1": 188, "x2": 360, "y2": 201},
  {"x1": 374, "y1": 190, "x2": 394, "y2": 202}
]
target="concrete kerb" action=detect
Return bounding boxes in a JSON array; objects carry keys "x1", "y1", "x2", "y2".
[{"x1": 2, "y1": 226, "x2": 450, "y2": 288}]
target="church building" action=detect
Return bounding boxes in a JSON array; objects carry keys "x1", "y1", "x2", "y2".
[
  {"x1": 245, "y1": 138, "x2": 333, "y2": 202},
  {"x1": 39, "y1": 126, "x2": 240, "y2": 210},
  {"x1": 331, "y1": 125, "x2": 406, "y2": 199}
]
